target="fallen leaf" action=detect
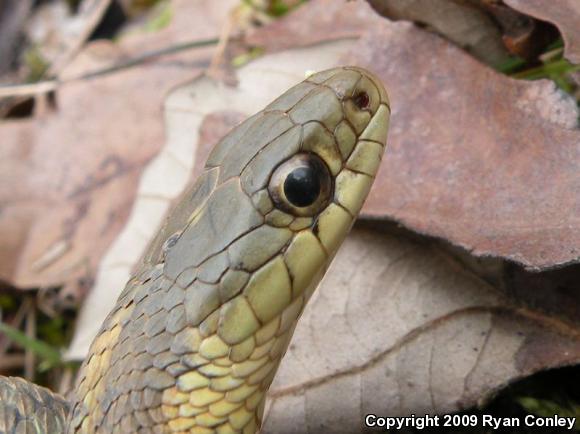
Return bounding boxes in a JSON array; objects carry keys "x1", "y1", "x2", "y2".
[
  {"x1": 350, "y1": 24, "x2": 580, "y2": 271},
  {"x1": 245, "y1": 0, "x2": 377, "y2": 51},
  {"x1": 504, "y1": 0, "x2": 580, "y2": 64},
  {"x1": 367, "y1": 0, "x2": 511, "y2": 65},
  {"x1": 262, "y1": 225, "x2": 580, "y2": 433},
  {"x1": 248, "y1": 0, "x2": 580, "y2": 270},
  {"x1": 0, "y1": 0, "x2": 236, "y2": 304}
]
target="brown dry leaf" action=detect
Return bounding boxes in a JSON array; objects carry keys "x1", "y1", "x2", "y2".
[
  {"x1": 0, "y1": 0, "x2": 236, "y2": 302},
  {"x1": 248, "y1": 0, "x2": 580, "y2": 270},
  {"x1": 367, "y1": 0, "x2": 510, "y2": 65},
  {"x1": 245, "y1": 0, "x2": 375, "y2": 50},
  {"x1": 504, "y1": 0, "x2": 580, "y2": 64},
  {"x1": 367, "y1": 0, "x2": 557, "y2": 62},
  {"x1": 262, "y1": 225, "x2": 580, "y2": 433},
  {"x1": 352, "y1": 24, "x2": 580, "y2": 271}
]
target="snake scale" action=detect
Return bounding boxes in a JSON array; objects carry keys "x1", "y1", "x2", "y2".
[{"x1": 0, "y1": 66, "x2": 390, "y2": 434}]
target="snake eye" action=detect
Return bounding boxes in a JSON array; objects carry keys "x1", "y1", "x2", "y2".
[
  {"x1": 353, "y1": 91, "x2": 370, "y2": 110},
  {"x1": 284, "y1": 166, "x2": 320, "y2": 207},
  {"x1": 268, "y1": 154, "x2": 332, "y2": 217}
]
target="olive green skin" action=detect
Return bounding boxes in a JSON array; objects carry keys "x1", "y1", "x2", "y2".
[{"x1": 0, "y1": 66, "x2": 390, "y2": 434}]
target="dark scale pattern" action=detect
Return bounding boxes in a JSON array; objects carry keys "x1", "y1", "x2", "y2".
[{"x1": 0, "y1": 377, "x2": 69, "y2": 434}]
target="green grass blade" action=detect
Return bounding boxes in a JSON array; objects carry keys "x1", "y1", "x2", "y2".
[{"x1": 0, "y1": 322, "x2": 61, "y2": 366}]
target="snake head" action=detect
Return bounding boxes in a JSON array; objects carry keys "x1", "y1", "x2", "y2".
[
  {"x1": 153, "y1": 66, "x2": 390, "y2": 337},
  {"x1": 147, "y1": 66, "x2": 390, "y2": 283}
]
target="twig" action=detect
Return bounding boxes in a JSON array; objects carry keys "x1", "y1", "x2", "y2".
[
  {"x1": 0, "y1": 80, "x2": 58, "y2": 98},
  {"x1": 209, "y1": 12, "x2": 235, "y2": 76},
  {"x1": 75, "y1": 37, "x2": 221, "y2": 80},
  {"x1": 58, "y1": 365, "x2": 75, "y2": 397},
  {"x1": 0, "y1": 354, "x2": 26, "y2": 372},
  {"x1": 0, "y1": 37, "x2": 222, "y2": 99}
]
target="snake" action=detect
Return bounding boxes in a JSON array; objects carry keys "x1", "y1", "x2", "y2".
[{"x1": 0, "y1": 66, "x2": 390, "y2": 434}]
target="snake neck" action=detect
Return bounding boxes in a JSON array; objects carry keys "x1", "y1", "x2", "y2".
[{"x1": 66, "y1": 248, "x2": 326, "y2": 434}]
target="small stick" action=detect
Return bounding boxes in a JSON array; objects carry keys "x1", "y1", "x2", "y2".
[
  {"x1": 58, "y1": 365, "x2": 75, "y2": 397},
  {"x1": 0, "y1": 37, "x2": 223, "y2": 99},
  {"x1": 0, "y1": 354, "x2": 26, "y2": 372}
]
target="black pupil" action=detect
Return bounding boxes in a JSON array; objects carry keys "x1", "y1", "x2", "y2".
[{"x1": 284, "y1": 165, "x2": 321, "y2": 207}]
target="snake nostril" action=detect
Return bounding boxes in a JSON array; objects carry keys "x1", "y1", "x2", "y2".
[{"x1": 353, "y1": 91, "x2": 370, "y2": 110}]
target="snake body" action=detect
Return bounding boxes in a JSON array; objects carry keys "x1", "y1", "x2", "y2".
[{"x1": 0, "y1": 66, "x2": 389, "y2": 434}]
